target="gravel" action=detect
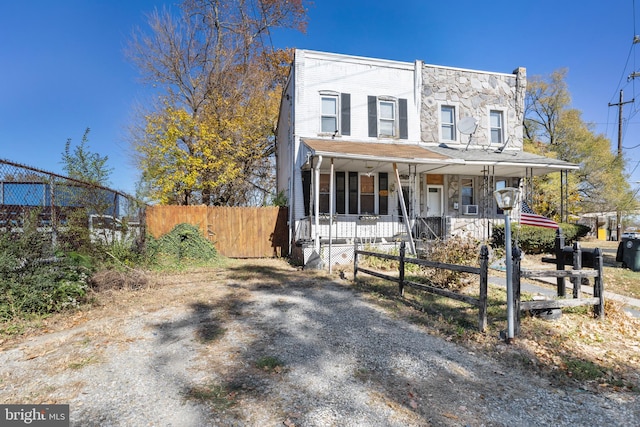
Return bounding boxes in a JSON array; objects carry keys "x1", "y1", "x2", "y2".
[{"x1": 1, "y1": 262, "x2": 638, "y2": 426}]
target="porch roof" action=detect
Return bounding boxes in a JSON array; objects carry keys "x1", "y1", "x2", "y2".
[{"x1": 301, "y1": 138, "x2": 579, "y2": 177}]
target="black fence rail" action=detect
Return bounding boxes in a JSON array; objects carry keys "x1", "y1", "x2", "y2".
[
  {"x1": 353, "y1": 242, "x2": 490, "y2": 331},
  {"x1": 515, "y1": 235, "x2": 605, "y2": 335}
]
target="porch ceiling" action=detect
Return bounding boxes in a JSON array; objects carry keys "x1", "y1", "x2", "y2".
[{"x1": 301, "y1": 138, "x2": 579, "y2": 177}]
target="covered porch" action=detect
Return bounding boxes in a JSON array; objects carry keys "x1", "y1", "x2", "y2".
[{"x1": 291, "y1": 138, "x2": 578, "y2": 267}]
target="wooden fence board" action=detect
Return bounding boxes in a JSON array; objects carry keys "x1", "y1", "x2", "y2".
[{"x1": 146, "y1": 205, "x2": 289, "y2": 258}]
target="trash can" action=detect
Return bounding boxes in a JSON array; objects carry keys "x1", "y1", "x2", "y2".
[{"x1": 621, "y1": 238, "x2": 640, "y2": 272}]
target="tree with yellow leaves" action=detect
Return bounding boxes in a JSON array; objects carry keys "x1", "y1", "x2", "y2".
[
  {"x1": 128, "y1": 0, "x2": 306, "y2": 205},
  {"x1": 524, "y1": 69, "x2": 636, "y2": 221}
]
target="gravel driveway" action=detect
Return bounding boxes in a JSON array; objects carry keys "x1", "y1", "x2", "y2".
[{"x1": 0, "y1": 260, "x2": 638, "y2": 426}]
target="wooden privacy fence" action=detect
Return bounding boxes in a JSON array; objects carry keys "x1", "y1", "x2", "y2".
[
  {"x1": 146, "y1": 206, "x2": 289, "y2": 258},
  {"x1": 354, "y1": 242, "x2": 490, "y2": 331}
]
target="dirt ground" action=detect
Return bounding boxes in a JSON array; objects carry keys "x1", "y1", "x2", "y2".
[{"x1": 1, "y1": 258, "x2": 639, "y2": 426}]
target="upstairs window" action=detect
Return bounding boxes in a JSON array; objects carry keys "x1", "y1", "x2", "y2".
[
  {"x1": 378, "y1": 100, "x2": 396, "y2": 137},
  {"x1": 321, "y1": 95, "x2": 338, "y2": 133},
  {"x1": 320, "y1": 92, "x2": 351, "y2": 135},
  {"x1": 490, "y1": 110, "x2": 504, "y2": 145},
  {"x1": 441, "y1": 105, "x2": 456, "y2": 141},
  {"x1": 368, "y1": 96, "x2": 408, "y2": 139}
]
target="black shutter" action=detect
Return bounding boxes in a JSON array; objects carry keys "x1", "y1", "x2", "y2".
[
  {"x1": 379, "y1": 172, "x2": 388, "y2": 215},
  {"x1": 335, "y1": 172, "x2": 346, "y2": 214},
  {"x1": 368, "y1": 96, "x2": 377, "y2": 137},
  {"x1": 341, "y1": 93, "x2": 350, "y2": 136},
  {"x1": 399, "y1": 98, "x2": 408, "y2": 139},
  {"x1": 349, "y1": 172, "x2": 358, "y2": 214},
  {"x1": 302, "y1": 170, "x2": 311, "y2": 216}
]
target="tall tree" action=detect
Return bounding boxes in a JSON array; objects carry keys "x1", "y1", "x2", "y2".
[
  {"x1": 524, "y1": 70, "x2": 636, "y2": 219},
  {"x1": 127, "y1": 0, "x2": 306, "y2": 205}
]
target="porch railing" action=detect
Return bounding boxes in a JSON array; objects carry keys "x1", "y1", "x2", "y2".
[{"x1": 295, "y1": 214, "x2": 411, "y2": 244}]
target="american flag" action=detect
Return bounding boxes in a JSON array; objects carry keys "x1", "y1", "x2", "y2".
[{"x1": 519, "y1": 200, "x2": 559, "y2": 229}]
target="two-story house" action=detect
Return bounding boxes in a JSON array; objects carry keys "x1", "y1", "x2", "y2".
[{"x1": 276, "y1": 49, "x2": 577, "y2": 267}]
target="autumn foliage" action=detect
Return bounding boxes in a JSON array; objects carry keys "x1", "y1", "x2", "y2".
[{"x1": 128, "y1": 0, "x2": 307, "y2": 205}]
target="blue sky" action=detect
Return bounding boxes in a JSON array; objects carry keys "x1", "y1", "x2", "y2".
[{"x1": 2, "y1": 0, "x2": 640, "y2": 195}]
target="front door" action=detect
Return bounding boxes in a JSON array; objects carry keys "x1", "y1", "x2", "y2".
[
  {"x1": 425, "y1": 185, "x2": 443, "y2": 217},
  {"x1": 420, "y1": 185, "x2": 444, "y2": 239}
]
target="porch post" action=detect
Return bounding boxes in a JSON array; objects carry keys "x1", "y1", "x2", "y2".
[
  {"x1": 329, "y1": 158, "x2": 334, "y2": 273},
  {"x1": 393, "y1": 163, "x2": 416, "y2": 255},
  {"x1": 314, "y1": 155, "x2": 323, "y2": 253}
]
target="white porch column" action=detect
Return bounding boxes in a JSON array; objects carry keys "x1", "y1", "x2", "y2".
[
  {"x1": 314, "y1": 155, "x2": 323, "y2": 253},
  {"x1": 393, "y1": 163, "x2": 416, "y2": 255},
  {"x1": 329, "y1": 158, "x2": 334, "y2": 272}
]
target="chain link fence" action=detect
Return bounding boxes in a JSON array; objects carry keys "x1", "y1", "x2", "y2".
[{"x1": 0, "y1": 158, "x2": 146, "y2": 250}]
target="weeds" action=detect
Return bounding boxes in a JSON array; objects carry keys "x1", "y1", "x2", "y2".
[
  {"x1": 255, "y1": 356, "x2": 285, "y2": 373},
  {"x1": 183, "y1": 382, "x2": 238, "y2": 410}
]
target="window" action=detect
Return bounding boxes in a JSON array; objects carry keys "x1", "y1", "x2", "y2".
[
  {"x1": 360, "y1": 175, "x2": 375, "y2": 214},
  {"x1": 495, "y1": 179, "x2": 506, "y2": 215},
  {"x1": 441, "y1": 105, "x2": 456, "y2": 141},
  {"x1": 368, "y1": 96, "x2": 408, "y2": 139},
  {"x1": 490, "y1": 110, "x2": 504, "y2": 145},
  {"x1": 461, "y1": 178, "x2": 474, "y2": 206},
  {"x1": 379, "y1": 100, "x2": 396, "y2": 137},
  {"x1": 321, "y1": 95, "x2": 338, "y2": 133},
  {"x1": 320, "y1": 93, "x2": 351, "y2": 135},
  {"x1": 319, "y1": 173, "x2": 330, "y2": 213}
]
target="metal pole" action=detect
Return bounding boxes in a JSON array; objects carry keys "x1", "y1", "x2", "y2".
[{"x1": 505, "y1": 210, "x2": 514, "y2": 341}]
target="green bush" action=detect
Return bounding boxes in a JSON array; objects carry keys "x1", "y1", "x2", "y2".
[
  {"x1": 146, "y1": 223, "x2": 218, "y2": 267},
  {"x1": 491, "y1": 223, "x2": 590, "y2": 254},
  {"x1": 0, "y1": 217, "x2": 93, "y2": 320}
]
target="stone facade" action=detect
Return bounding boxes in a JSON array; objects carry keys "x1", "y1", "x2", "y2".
[{"x1": 420, "y1": 65, "x2": 526, "y2": 150}]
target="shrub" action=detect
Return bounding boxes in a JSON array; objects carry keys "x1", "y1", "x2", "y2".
[
  {"x1": 146, "y1": 223, "x2": 218, "y2": 267},
  {"x1": 0, "y1": 212, "x2": 94, "y2": 320},
  {"x1": 418, "y1": 236, "x2": 480, "y2": 290},
  {"x1": 491, "y1": 223, "x2": 590, "y2": 254}
]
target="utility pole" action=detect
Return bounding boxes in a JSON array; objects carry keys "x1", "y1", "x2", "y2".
[
  {"x1": 608, "y1": 89, "x2": 634, "y2": 240},
  {"x1": 609, "y1": 90, "x2": 633, "y2": 157}
]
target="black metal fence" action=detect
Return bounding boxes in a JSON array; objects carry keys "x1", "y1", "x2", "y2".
[{"x1": 0, "y1": 158, "x2": 145, "y2": 247}]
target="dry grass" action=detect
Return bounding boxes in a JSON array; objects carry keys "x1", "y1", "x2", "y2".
[
  {"x1": 1, "y1": 256, "x2": 638, "y2": 403},
  {"x1": 353, "y1": 272, "x2": 640, "y2": 393}
]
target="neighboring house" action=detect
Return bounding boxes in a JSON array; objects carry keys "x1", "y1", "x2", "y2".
[{"x1": 276, "y1": 49, "x2": 578, "y2": 266}]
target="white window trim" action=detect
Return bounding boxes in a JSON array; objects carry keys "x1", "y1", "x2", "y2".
[
  {"x1": 319, "y1": 91, "x2": 340, "y2": 136},
  {"x1": 488, "y1": 108, "x2": 506, "y2": 146},
  {"x1": 377, "y1": 96, "x2": 398, "y2": 138},
  {"x1": 439, "y1": 103, "x2": 458, "y2": 143}
]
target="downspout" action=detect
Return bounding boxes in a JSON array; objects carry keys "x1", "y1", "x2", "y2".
[
  {"x1": 393, "y1": 163, "x2": 416, "y2": 255},
  {"x1": 314, "y1": 155, "x2": 323, "y2": 253}
]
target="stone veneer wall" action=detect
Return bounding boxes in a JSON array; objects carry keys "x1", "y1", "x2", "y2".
[{"x1": 420, "y1": 65, "x2": 526, "y2": 149}]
